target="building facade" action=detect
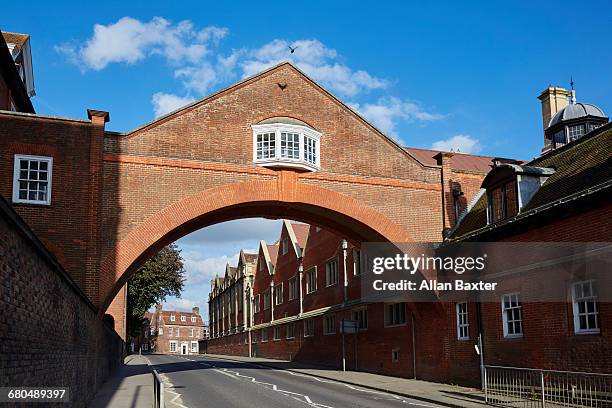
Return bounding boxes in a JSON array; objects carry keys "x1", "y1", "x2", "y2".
[
  {"x1": 145, "y1": 305, "x2": 206, "y2": 355},
  {"x1": 205, "y1": 88, "x2": 611, "y2": 385}
]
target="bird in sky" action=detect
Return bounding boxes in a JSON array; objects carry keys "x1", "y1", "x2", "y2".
[{"x1": 288, "y1": 45, "x2": 298, "y2": 54}]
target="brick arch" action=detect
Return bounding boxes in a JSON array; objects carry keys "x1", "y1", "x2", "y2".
[{"x1": 99, "y1": 176, "x2": 412, "y2": 313}]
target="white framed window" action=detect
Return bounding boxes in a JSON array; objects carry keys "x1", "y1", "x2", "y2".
[
  {"x1": 281, "y1": 238, "x2": 289, "y2": 255},
  {"x1": 352, "y1": 308, "x2": 368, "y2": 330},
  {"x1": 501, "y1": 293, "x2": 523, "y2": 338},
  {"x1": 252, "y1": 123, "x2": 321, "y2": 171},
  {"x1": 190, "y1": 328, "x2": 194, "y2": 337},
  {"x1": 175, "y1": 328, "x2": 180, "y2": 337},
  {"x1": 385, "y1": 303, "x2": 406, "y2": 327},
  {"x1": 353, "y1": 249, "x2": 361, "y2": 276},
  {"x1": 158, "y1": 327, "x2": 163, "y2": 336},
  {"x1": 273, "y1": 326, "x2": 281, "y2": 341},
  {"x1": 456, "y1": 302, "x2": 469, "y2": 340},
  {"x1": 168, "y1": 327, "x2": 173, "y2": 337},
  {"x1": 325, "y1": 258, "x2": 339, "y2": 287},
  {"x1": 169, "y1": 341, "x2": 177, "y2": 352},
  {"x1": 12, "y1": 155, "x2": 53, "y2": 205},
  {"x1": 253, "y1": 294, "x2": 261, "y2": 313},
  {"x1": 191, "y1": 341, "x2": 198, "y2": 352},
  {"x1": 274, "y1": 283, "x2": 283, "y2": 305},
  {"x1": 170, "y1": 315, "x2": 176, "y2": 322},
  {"x1": 288, "y1": 276, "x2": 298, "y2": 301},
  {"x1": 306, "y1": 267, "x2": 317, "y2": 294},
  {"x1": 181, "y1": 315, "x2": 186, "y2": 322},
  {"x1": 572, "y1": 281, "x2": 599, "y2": 334},
  {"x1": 304, "y1": 319, "x2": 314, "y2": 337},
  {"x1": 191, "y1": 316, "x2": 196, "y2": 322},
  {"x1": 261, "y1": 329, "x2": 268, "y2": 342},
  {"x1": 252, "y1": 331, "x2": 258, "y2": 343},
  {"x1": 568, "y1": 124, "x2": 585, "y2": 141},
  {"x1": 323, "y1": 315, "x2": 336, "y2": 335},
  {"x1": 263, "y1": 290, "x2": 271, "y2": 310},
  {"x1": 142, "y1": 343, "x2": 148, "y2": 351},
  {"x1": 286, "y1": 323, "x2": 295, "y2": 339}
]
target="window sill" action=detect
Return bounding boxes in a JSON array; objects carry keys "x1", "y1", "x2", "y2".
[
  {"x1": 254, "y1": 159, "x2": 319, "y2": 172},
  {"x1": 326, "y1": 282, "x2": 338, "y2": 288},
  {"x1": 457, "y1": 337, "x2": 470, "y2": 341},
  {"x1": 503, "y1": 334, "x2": 523, "y2": 339},
  {"x1": 384, "y1": 323, "x2": 407, "y2": 328},
  {"x1": 574, "y1": 329, "x2": 600, "y2": 335},
  {"x1": 323, "y1": 332, "x2": 336, "y2": 336}
]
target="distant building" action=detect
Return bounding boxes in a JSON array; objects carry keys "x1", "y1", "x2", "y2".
[
  {"x1": 146, "y1": 304, "x2": 206, "y2": 355},
  {"x1": 0, "y1": 30, "x2": 34, "y2": 113}
]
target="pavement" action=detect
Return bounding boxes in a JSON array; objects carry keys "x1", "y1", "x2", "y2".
[
  {"x1": 89, "y1": 354, "x2": 153, "y2": 408},
  {"x1": 145, "y1": 353, "x2": 489, "y2": 408}
]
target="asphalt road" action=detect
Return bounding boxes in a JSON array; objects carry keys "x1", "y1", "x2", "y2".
[{"x1": 146, "y1": 354, "x2": 445, "y2": 408}]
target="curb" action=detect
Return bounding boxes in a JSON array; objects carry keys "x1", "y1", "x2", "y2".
[{"x1": 203, "y1": 354, "x2": 486, "y2": 408}]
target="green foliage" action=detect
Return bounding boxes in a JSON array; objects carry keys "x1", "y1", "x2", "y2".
[{"x1": 127, "y1": 243, "x2": 186, "y2": 336}]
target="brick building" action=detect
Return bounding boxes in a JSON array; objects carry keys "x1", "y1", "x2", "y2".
[
  {"x1": 145, "y1": 304, "x2": 206, "y2": 355},
  {"x1": 205, "y1": 87, "x2": 611, "y2": 385}
]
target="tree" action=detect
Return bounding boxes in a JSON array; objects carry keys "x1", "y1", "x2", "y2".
[{"x1": 127, "y1": 243, "x2": 186, "y2": 337}]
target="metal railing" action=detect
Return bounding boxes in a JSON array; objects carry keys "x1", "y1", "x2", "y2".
[
  {"x1": 484, "y1": 366, "x2": 612, "y2": 408},
  {"x1": 152, "y1": 369, "x2": 165, "y2": 408}
]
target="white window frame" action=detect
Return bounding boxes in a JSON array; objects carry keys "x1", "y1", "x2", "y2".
[
  {"x1": 175, "y1": 328, "x2": 180, "y2": 337},
  {"x1": 501, "y1": 293, "x2": 523, "y2": 338},
  {"x1": 384, "y1": 302, "x2": 407, "y2": 327},
  {"x1": 253, "y1": 294, "x2": 261, "y2": 313},
  {"x1": 572, "y1": 280, "x2": 600, "y2": 334},
  {"x1": 169, "y1": 341, "x2": 177, "y2": 352},
  {"x1": 191, "y1": 316, "x2": 196, "y2": 322},
  {"x1": 181, "y1": 315, "x2": 186, "y2": 322},
  {"x1": 352, "y1": 307, "x2": 368, "y2": 331},
  {"x1": 191, "y1": 341, "x2": 198, "y2": 352},
  {"x1": 12, "y1": 154, "x2": 53, "y2": 205},
  {"x1": 304, "y1": 319, "x2": 314, "y2": 337},
  {"x1": 456, "y1": 302, "x2": 469, "y2": 340},
  {"x1": 261, "y1": 329, "x2": 268, "y2": 342},
  {"x1": 263, "y1": 290, "x2": 271, "y2": 310},
  {"x1": 190, "y1": 328, "x2": 194, "y2": 337},
  {"x1": 325, "y1": 258, "x2": 339, "y2": 287},
  {"x1": 323, "y1": 315, "x2": 336, "y2": 335},
  {"x1": 286, "y1": 323, "x2": 295, "y2": 339},
  {"x1": 252, "y1": 123, "x2": 321, "y2": 171},
  {"x1": 170, "y1": 315, "x2": 175, "y2": 322},
  {"x1": 288, "y1": 276, "x2": 298, "y2": 301},
  {"x1": 273, "y1": 326, "x2": 281, "y2": 341},
  {"x1": 274, "y1": 283, "x2": 284, "y2": 306},
  {"x1": 168, "y1": 327, "x2": 173, "y2": 337},
  {"x1": 158, "y1": 327, "x2": 163, "y2": 336},
  {"x1": 306, "y1": 267, "x2": 317, "y2": 294}
]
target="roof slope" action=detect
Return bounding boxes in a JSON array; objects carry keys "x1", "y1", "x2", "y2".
[
  {"x1": 452, "y1": 124, "x2": 612, "y2": 239},
  {"x1": 404, "y1": 147, "x2": 495, "y2": 173},
  {"x1": 2, "y1": 32, "x2": 29, "y2": 51},
  {"x1": 291, "y1": 223, "x2": 310, "y2": 249}
]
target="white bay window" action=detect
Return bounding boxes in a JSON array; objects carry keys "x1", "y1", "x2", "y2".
[{"x1": 252, "y1": 122, "x2": 321, "y2": 171}]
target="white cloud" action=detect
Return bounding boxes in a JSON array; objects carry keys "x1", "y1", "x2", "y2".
[
  {"x1": 351, "y1": 97, "x2": 444, "y2": 141},
  {"x1": 151, "y1": 92, "x2": 195, "y2": 117},
  {"x1": 56, "y1": 17, "x2": 227, "y2": 71},
  {"x1": 163, "y1": 297, "x2": 201, "y2": 312},
  {"x1": 181, "y1": 251, "x2": 240, "y2": 286},
  {"x1": 240, "y1": 39, "x2": 388, "y2": 97},
  {"x1": 431, "y1": 134, "x2": 482, "y2": 154}
]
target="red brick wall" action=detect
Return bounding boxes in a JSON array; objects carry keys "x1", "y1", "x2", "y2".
[{"x1": 0, "y1": 197, "x2": 123, "y2": 406}]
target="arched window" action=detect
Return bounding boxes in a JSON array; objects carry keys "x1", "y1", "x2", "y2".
[{"x1": 252, "y1": 120, "x2": 321, "y2": 171}]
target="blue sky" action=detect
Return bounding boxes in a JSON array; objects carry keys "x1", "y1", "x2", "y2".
[{"x1": 3, "y1": 1, "x2": 610, "y2": 319}]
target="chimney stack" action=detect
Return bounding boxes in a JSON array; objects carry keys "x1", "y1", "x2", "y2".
[
  {"x1": 192, "y1": 306, "x2": 200, "y2": 315},
  {"x1": 538, "y1": 87, "x2": 570, "y2": 131}
]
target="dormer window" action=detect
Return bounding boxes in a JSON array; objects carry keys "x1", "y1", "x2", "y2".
[
  {"x1": 487, "y1": 181, "x2": 518, "y2": 223},
  {"x1": 252, "y1": 121, "x2": 321, "y2": 171}
]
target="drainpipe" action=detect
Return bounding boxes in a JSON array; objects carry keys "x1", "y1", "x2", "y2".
[
  {"x1": 298, "y1": 257, "x2": 304, "y2": 315},
  {"x1": 341, "y1": 240, "x2": 348, "y2": 304},
  {"x1": 270, "y1": 280, "x2": 274, "y2": 322},
  {"x1": 412, "y1": 314, "x2": 417, "y2": 379}
]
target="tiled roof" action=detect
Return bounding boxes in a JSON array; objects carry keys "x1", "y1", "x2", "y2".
[
  {"x1": 452, "y1": 124, "x2": 612, "y2": 239},
  {"x1": 291, "y1": 223, "x2": 310, "y2": 249},
  {"x1": 404, "y1": 147, "x2": 496, "y2": 173},
  {"x1": 243, "y1": 252, "x2": 258, "y2": 263},
  {"x1": 2, "y1": 32, "x2": 29, "y2": 51},
  {"x1": 267, "y1": 243, "x2": 279, "y2": 265}
]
